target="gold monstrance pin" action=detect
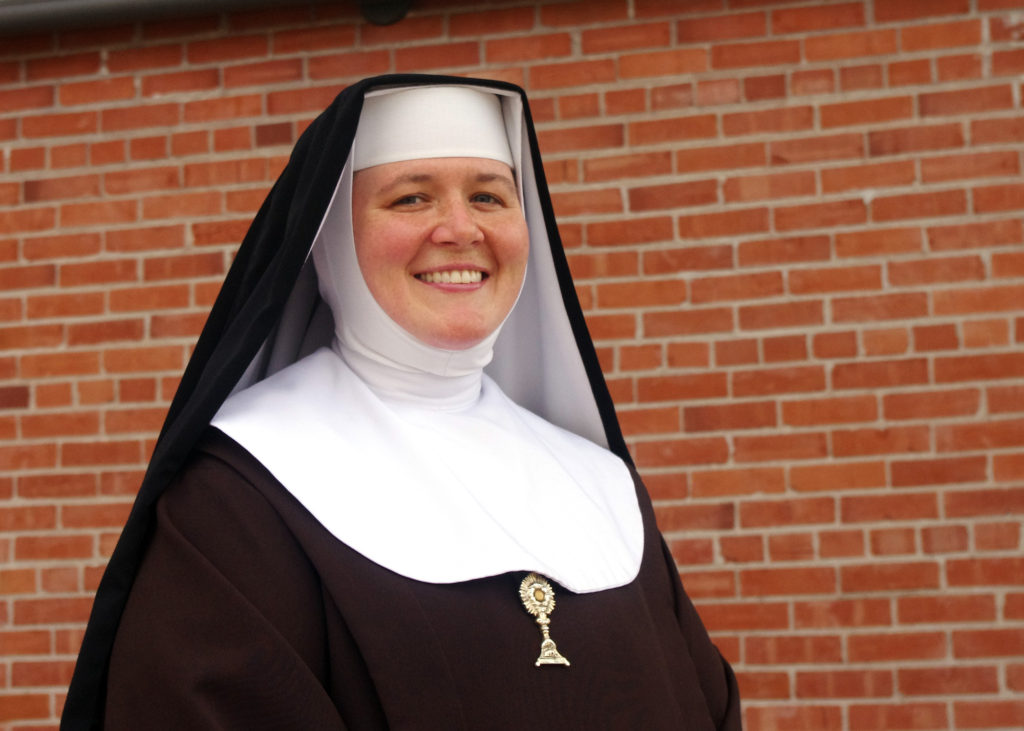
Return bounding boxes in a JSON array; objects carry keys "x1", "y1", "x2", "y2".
[{"x1": 519, "y1": 573, "x2": 570, "y2": 667}]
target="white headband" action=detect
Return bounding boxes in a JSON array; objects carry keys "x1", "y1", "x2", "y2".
[{"x1": 353, "y1": 86, "x2": 514, "y2": 171}]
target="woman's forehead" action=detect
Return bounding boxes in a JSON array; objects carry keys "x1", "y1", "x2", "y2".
[{"x1": 354, "y1": 157, "x2": 516, "y2": 191}]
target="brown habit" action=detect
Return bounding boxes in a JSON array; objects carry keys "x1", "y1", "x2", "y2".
[{"x1": 106, "y1": 430, "x2": 741, "y2": 730}]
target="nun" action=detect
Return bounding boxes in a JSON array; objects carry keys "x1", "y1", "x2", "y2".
[{"x1": 62, "y1": 75, "x2": 741, "y2": 730}]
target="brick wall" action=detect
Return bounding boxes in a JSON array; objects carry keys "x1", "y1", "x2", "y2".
[{"x1": 2, "y1": 0, "x2": 1023, "y2": 728}]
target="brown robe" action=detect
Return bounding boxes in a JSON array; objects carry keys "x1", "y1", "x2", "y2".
[{"x1": 106, "y1": 430, "x2": 741, "y2": 729}]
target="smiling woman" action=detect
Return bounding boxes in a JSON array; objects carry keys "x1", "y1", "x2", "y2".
[{"x1": 61, "y1": 75, "x2": 741, "y2": 730}]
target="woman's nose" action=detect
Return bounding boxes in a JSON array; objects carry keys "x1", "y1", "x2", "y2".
[{"x1": 430, "y1": 200, "x2": 483, "y2": 246}]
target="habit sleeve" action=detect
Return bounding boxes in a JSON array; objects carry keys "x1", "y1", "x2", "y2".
[
  {"x1": 661, "y1": 540, "x2": 743, "y2": 730},
  {"x1": 104, "y1": 447, "x2": 379, "y2": 730}
]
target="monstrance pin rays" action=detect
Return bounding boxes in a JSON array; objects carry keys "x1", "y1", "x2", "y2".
[{"x1": 519, "y1": 573, "x2": 570, "y2": 667}]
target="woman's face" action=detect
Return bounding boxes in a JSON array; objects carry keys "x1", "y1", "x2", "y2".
[{"x1": 352, "y1": 157, "x2": 529, "y2": 350}]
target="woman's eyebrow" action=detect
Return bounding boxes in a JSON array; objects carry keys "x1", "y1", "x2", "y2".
[{"x1": 373, "y1": 171, "x2": 517, "y2": 196}]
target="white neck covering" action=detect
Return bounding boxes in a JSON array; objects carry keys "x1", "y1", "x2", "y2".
[{"x1": 213, "y1": 85, "x2": 643, "y2": 592}]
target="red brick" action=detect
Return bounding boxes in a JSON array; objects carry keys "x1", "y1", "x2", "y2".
[
  {"x1": 142, "y1": 191, "x2": 223, "y2": 220},
  {"x1": 875, "y1": 0, "x2": 969, "y2": 21},
  {"x1": 22, "y1": 110, "x2": 99, "y2": 138},
  {"x1": 724, "y1": 105, "x2": 812, "y2": 136},
  {"x1": 678, "y1": 208, "x2": 769, "y2": 239},
  {"x1": 536, "y1": 123, "x2": 624, "y2": 154},
  {"x1": 954, "y1": 627, "x2": 1024, "y2": 657},
  {"x1": 637, "y1": 435, "x2": 731, "y2": 467},
  {"x1": 183, "y1": 94, "x2": 262, "y2": 124},
  {"x1": 953, "y1": 700, "x2": 1024, "y2": 729},
  {"x1": 738, "y1": 301, "x2": 823, "y2": 330},
  {"x1": 108, "y1": 284, "x2": 189, "y2": 312},
  {"x1": 773, "y1": 3, "x2": 864, "y2": 34},
  {"x1": 976, "y1": 521, "x2": 1021, "y2": 551},
  {"x1": 620, "y1": 48, "x2": 708, "y2": 79},
  {"x1": 583, "y1": 152, "x2": 672, "y2": 183},
  {"x1": 684, "y1": 401, "x2": 776, "y2": 432},
  {"x1": 790, "y1": 264, "x2": 881, "y2": 294},
  {"x1": 715, "y1": 339, "x2": 758, "y2": 366},
  {"x1": 921, "y1": 84, "x2": 1015, "y2": 117},
  {"x1": 862, "y1": 327, "x2": 909, "y2": 356},
  {"x1": 797, "y1": 669, "x2": 893, "y2": 699},
  {"x1": 0, "y1": 444, "x2": 57, "y2": 471},
  {"x1": 821, "y1": 95, "x2": 913, "y2": 129},
  {"x1": 747, "y1": 634, "x2": 843, "y2": 665},
  {"x1": 848, "y1": 702, "x2": 948, "y2": 730},
  {"x1": 676, "y1": 11, "x2": 765, "y2": 42},
  {"x1": 0, "y1": 86, "x2": 55, "y2": 112},
  {"x1": 920, "y1": 524, "x2": 970, "y2": 554},
  {"x1": 59, "y1": 76, "x2": 135, "y2": 106},
  {"x1": 872, "y1": 189, "x2": 967, "y2": 222},
  {"x1": 61, "y1": 439, "x2": 142, "y2": 467},
  {"x1": 740, "y1": 496, "x2": 834, "y2": 529},
  {"x1": 106, "y1": 224, "x2": 185, "y2": 252},
  {"x1": 26, "y1": 51, "x2": 100, "y2": 80},
  {"x1": 942, "y1": 556, "x2": 1024, "y2": 585},
  {"x1": 654, "y1": 501, "x2": 734, "y2": 533},
  {"x1": 767, "y1": 532, "x2": 815, "y2": 562},
  {"x1": 690, "y1": 271, "x2": 782, "y2": 304},
  {"x1": 628, "y1": 179, "x2": 717, "y2": 212},
  {"x1": 23, "y1": 173, "x2": 102, "y2": 203},
  {"x1": 775, "y1": 199, "x2": 866, "y2": 231},
  {"x1": 883, "y1": 388, "x2": 980, "y2": 420},
  {"x1": 629, "y1": 114, "x2": 717, "y2": 145},
  {"x1": 869, "y1": 123, "x2": 964, "y2": 156},
  {"x1": 0, "y1": 694, "x2": 50, "y2": 722},
  {"x1": 741, "y1": 567, "x2": 836, "y2": 597},
  {"x1": 691, "y1": 467, "x2": 785, "y2": 499},
  {"x1": 738, "y1": 236, "x2": 830, "y2": 267},
  {"x1": 812, "y1": 331, "x2": 858, "y2": 359},
  {"x1": 101, "y1": 103, "x2": 179, "y2": 132},
  {"x1": 889, "y1": 58, "x2": 933, "y2": 86},
  {"x1": 677, "y1": 569, "x2": 736, "y2": 599},
  {"x1": 946, "y1": 487, "x2": 1024, "y2": 519},
  {"x1": 692, "y1": 78, "x2": 738, "y2": 107},
  {"x1": 723, "y1": 170, "x2": 814, "y2": 202},
  {"x1": 805, "y1": 29, "x2": 898, "y2": 61},
  {"x1": 551, "y1": 189, "x2": 622, "y2": 218},
  {"x1": 849, "y1": 631, "x2": 947, "y2": 662},
  {"x1": 733, "y1": 365, "x2": 826, "y2": 397},
  {"x1": 712, "y1": 39, "x2": 800, "y2": 69},
  {"x1": 794, "y1": 593, "x2": 892, "y2": 630},
  {"x1": 567, "y1": 251, "x2": 638, "y2": 281},
  {"x1": 449, "y1": 6, "x2": 533, "y2": 36},
  {"x1": 869, "y1": 526, "x2": 917, "y2": 556},
  {"x1": 795, "y1": 461, "x2": 888, "y2": 492},
  {"x1": 643, "y1": 245, "x2": 733, "y2": 273},
  {"x1": 307, "y1": 50, "x2": 389, "y2": 81},
  {"x1": 107, "y1": 43, "x2": 182, "y2": 72},
  {"x1": 782, "y1": 395, "x2": 876, "y2": 427},
  {"x1": 974, "y1": 182, "x2": 1024, "y2": 213},
  {"x1": 833, "y1": 359, "x2": 929, "y2": 390},
  {"x1": 822, "y1": 160, "x2": 915, "y2": 193},
  {"x1": 678, "y1": 142, "x2": 765, "y2": 173},
  {"x1": 833, "y1": 292, "x2": 929, "y2": 323},
  {"x1": 139, "y1": 68, "x2": 217, "y2": 97}
]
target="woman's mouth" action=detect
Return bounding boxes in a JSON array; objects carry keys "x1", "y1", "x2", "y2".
[{"x1": 416, "y1": 269, "x2": 485, "y2": 284}]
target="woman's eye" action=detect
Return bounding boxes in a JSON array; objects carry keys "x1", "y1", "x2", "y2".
[
  {"x1": 472, "y1": 192, "x2": 502, "y2": 205},
  {"x1": 391, "y1": 194, "x2": 423, "y2": 206}
]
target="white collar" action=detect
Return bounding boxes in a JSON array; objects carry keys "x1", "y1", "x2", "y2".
[{"x1": 213, "y1": 347, "x2": 642, "y2": 592}]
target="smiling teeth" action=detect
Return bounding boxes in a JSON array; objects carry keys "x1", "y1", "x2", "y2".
[{"x1": 418, "y1": 270, "x2": 483, "y2": 284}]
